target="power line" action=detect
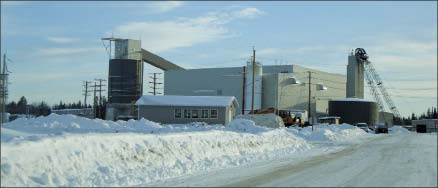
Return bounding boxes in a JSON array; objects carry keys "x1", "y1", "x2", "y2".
[
  {"x1": 148, "y1": 73, "x2": 162, "y2": 96},
  {"x1": 82, "y1": 81, "x2": 92, "y2": 108}
]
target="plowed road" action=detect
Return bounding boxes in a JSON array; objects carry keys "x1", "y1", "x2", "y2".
[{"x1": 148, "y1": 133, "x2": 438, "y2": 187}]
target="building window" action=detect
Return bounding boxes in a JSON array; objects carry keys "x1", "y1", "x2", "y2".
[
  {"x1": 184, "y1": 109, "x2": 191, "y2": 118},
  {"x1": 174, "y1": 109, "x2": 181, "y2": 118},
  {"x1": 201, "y1": 109, "x2": 209, "y2": 118},
  {"x1": 210, "y1": 109, "x2": 218, "y2": 119},
  {"x1": 192, "y1": 110, "x2": 199, "y2": 119}
]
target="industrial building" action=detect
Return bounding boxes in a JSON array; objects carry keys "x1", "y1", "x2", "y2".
[
  {"x1": 103, "y1": 38, "x2": 184, "y2": 121},
  {"x1": 328, "y1": 98, "x2": 378, "y2": 127},
  {"x1": 412, "y1": 119, "x2": 438, "y2": 133},
  {"x1": 101, "y1": 37, "x2": 398, "y2": 127},
  {"x1": 331, "y1": 48, "x2": 398, "y2": 128},
  {"x1": 135, "y1": 95, "x2": 238, "y2": 125},
  {"x1": 164, "y1": 62, "x2": 347, "y2": 123}
]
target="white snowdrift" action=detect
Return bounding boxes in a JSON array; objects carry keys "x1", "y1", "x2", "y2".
[
  {"x1": 295, "y1": 123, "x2": 370, "y2": 143},
  {"x1": 235, "y1": 113, "x2": 285, "y2": 128},
  {"x1": 389, "y1": 126, "x2": 411, "y2": 134},
  {"x1": 1, "y1": 114, "x2": 372, "y2": 187}
]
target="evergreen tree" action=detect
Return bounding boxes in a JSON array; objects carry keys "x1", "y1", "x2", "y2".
[
  {"x1": 17, "y1": 96, "x2": 27, "y2": 114},
  {"x1": 433, "y1": 107, "x2": 437, "y2": 119}
]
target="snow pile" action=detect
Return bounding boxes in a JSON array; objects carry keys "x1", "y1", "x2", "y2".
[
  {"x1": 294, "y1": 123, "x2": 370, "y2": 143},
  {"x1": 1, "y1": 115, "x2": 373, "y2": 187},
  {"x1": 389, "y1": 126, "x2": 411, "y2": 134},
  {"x1": 1, "y1": 114, "x2": 227, "y2": 142},
  {"x1": 1, "y1": 115, "x2": 309, "y2": 187},
  {"x1": 235, "y1": 113, "x2": 285, "y2": 128}
]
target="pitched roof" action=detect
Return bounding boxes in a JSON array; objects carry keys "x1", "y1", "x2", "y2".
[{"x1": 135, "y1": 95, "x2": 239, "y2": 108}]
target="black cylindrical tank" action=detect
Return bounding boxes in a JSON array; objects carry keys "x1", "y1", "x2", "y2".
[
  {"x1": 108, "y1": 59, "x2": 143, "y2": 104},
  {"x1": 328, "y1": 98, "x2": 378, "y2": 127}
]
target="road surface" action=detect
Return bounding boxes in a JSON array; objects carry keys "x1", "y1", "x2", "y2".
[{"x1": 147, "y1": 133, "x2": 437, "y2": 187}]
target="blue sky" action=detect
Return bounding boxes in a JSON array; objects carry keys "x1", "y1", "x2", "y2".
[{"x1": 1, "y1": 1, "x2": 436, "y2": 117}]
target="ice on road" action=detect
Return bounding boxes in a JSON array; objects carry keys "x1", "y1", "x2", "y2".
[
  {"x1": 225, "y1": 134, "x2": 438, "y2": 187},
  {"x1": 152, "y1": 134, "x2": 437, "y2": 187}
]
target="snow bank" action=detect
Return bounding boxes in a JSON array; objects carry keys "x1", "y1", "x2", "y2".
[
  {"x1": 1, "y1": 115, "x2": 309, "y2": 187},
  {"x1": 235, "y1": 113, "x2": 285, "y2": 128},
  {"x1": 389, "y1": 126, "x2": 411, "y2": 134},
  {"x1": 294, "y1": 123, "x2": 370, "y2": 143},
  {"x1": 1, "y1": 115, "x2": 373, "y2": 187},
  {"x1": 2, "y1": 114, "x2": 225, "y2": 142}
]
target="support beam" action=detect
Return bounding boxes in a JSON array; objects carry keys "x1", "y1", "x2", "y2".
[{"x1": 141, "y1": 48, "x2": 184, "y2": 71}]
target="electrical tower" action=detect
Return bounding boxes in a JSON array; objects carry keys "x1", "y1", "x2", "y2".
[
  {"x1": 0, "y1": 54, "x2": 10, "y2": 125},
  {"x1": 148, "y1": 73, "x2": 162, "y2": 95}
]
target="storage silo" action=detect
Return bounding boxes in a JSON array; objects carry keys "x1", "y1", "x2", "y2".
[
  {"x1": 108, "y1": 59, "x2": 143, "y2": 104},
  {"x1": 245, "y1": 61, "x2": 262, "y2": 113},
  {"x1": 328, "y1": 98, "x2": 378, "y2": 127}
]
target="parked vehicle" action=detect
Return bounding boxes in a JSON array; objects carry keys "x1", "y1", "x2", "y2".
[
  {"x1": 250, "y1": 108, "x2": 306, "y2": 127},
  {"x1": 355, "y1": 122, "x2": 370, "y2": 133},
  {"x1": 375, "y1": 122, "x2": 388, "y2": 134}
]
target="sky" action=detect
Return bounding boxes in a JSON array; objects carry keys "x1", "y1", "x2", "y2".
[{"x1": 1, "y1": 1, "x2": 436, "y2": 118}]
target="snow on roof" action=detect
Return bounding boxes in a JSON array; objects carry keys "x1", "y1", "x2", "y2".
[
  {"x1": 318, "y1": 116, "x2": 340, "y2": 120},
  {"x1": 330, "y1": 98, "x2": 375, "y2": 103},
  {"x1": 135, "y1": 95, "x2": 239, "y2": 108}
]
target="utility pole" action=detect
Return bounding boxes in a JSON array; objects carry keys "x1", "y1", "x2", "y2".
[
  {"x1": 83, "y1": 81, "x2": 91, "y2": 109},
  {"x1": 93, "y1": 82, "x2": 97, "y2": 118},
  {"x1": 0, "y1": 54, "x2": 5, "y2": 125},
  {"x1": 242, "y1": 66, "x2": 246, "y2": 114},
  {"x1": 251, "y1": 47, "x2": 256, "y2": 114},
  {"x1": 148, "y1": 73, "x2": 162, "y2": 96},
  {"x1": 90, "y1": 79, "x2": 106, "y2": 119},
  {"x1": 307, "y1": 71, "x2": 313, "y2": 131},
  {"x1": 95, "y1": 79, "x2": 106, "y2": 118}
]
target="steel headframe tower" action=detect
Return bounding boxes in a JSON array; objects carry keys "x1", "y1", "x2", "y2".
[{"x1": 353, "y1": 48, "x2": 402, "y2": 124}]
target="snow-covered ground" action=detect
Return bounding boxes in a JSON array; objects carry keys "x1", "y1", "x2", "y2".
[{"x1": 2, "y1": 114, "x2": 376, "y2": 186}]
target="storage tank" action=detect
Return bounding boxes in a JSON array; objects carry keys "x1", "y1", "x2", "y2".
[
  {"x1": 245, "y1": 61, "x2": 262, "y2": 113},
  {"x1": 108, "y1": 59, "x2": 143, "y2": 103},
  {"x1": 328, "y1": 98, "x2": 378, "y2": 127}
]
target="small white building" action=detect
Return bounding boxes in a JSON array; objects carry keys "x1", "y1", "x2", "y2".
[
  {"x1": 135, "y1": 95, "x2": 239, "y2": 125},
  {"x1": 412, "y1": 119, "x2": 438, "y2": 133}
]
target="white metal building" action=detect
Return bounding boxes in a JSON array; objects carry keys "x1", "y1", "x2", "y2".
[
  {"x1": 164, "y1": 63, "x2": 346, "y2": 123},
  {"x1": 412, "y1": 119, "x2": 438, "y2": 133}
]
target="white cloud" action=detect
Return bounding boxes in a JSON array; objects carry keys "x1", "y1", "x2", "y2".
[
  {"x1": 34, "y1": 47, "x2": 102, "y2": 56},
  {"x1": 47, "y1": 37, "x2": 79, "y2": 43},
  {"x1": 112, "y1": 7, "x2": 265, "y2": 52},
  {"x1": 1, "y1": 1, "x2": 26, "y2": 6},
  {"x1": 151, "y1": 1, "x2": 184, "y2": 13},
  {"x1": 257, "y1": 48, "x2": 281, "y2": 56},
  {"x1": 232, "y1": 7, "x2": 266, "y2": 19}
]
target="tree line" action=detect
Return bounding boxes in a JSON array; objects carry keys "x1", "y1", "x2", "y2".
[
  {"x1": 6, "y1": 96, "x2": 107, "y2": 118},
  {"x1": 394, "y1": 107, "x2": 438, "y2": 125}
]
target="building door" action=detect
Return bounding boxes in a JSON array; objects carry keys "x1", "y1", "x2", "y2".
[{"x1": 416, "y1": 124, "x2": 427, "y2": 133}]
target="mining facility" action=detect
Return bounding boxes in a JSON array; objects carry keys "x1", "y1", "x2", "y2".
[
  {"x1": 102, "y1": 37, "x2": 184, "y2": 120},
  {"x1": 102, "y1": 37, "x2": 399, "y2": 127}
]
